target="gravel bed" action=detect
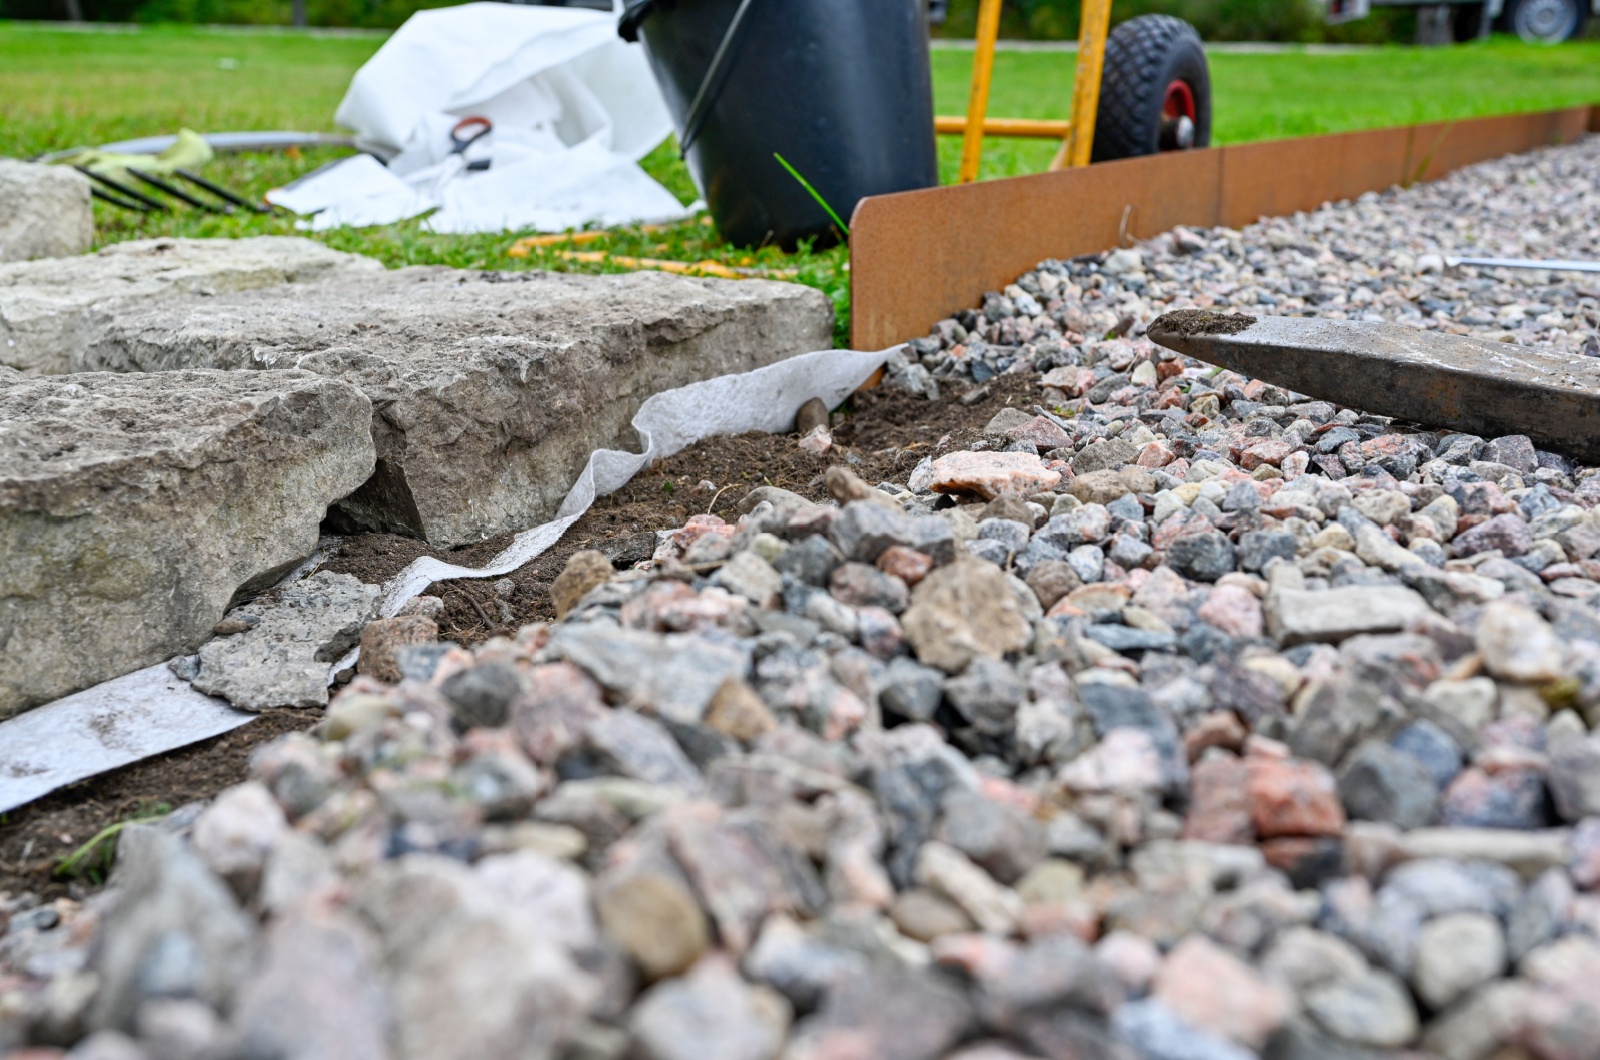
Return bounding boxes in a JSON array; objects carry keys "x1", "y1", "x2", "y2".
[
  {"x1": 6, "y1": 139, "x2": 1600, "y2": 1060},
  {"x1": 891, "y1": 134, "x2": 1600, "y2": 393}
]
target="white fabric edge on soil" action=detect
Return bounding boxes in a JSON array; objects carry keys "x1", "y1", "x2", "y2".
[{"x1": 0, "y1": 346, "x2": 891, "y2": 814}]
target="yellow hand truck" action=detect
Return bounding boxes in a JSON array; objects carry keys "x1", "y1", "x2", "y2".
[{"x1": 935, "y1": 0, "x2": 1212, "y2": 183}]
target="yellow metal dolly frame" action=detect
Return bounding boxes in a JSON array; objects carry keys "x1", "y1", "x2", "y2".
[{"x1": 936, "y1": 0, "x2": 1114, "y2": 182}]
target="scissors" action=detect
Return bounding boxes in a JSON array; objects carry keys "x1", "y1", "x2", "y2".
[{"x1": 450, "y1": 116, "x2": 493, "y2": 172}]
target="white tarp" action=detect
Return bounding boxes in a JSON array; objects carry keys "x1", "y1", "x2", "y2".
[
  {"x1": 266, "y1": 2, "x2": 696, "y2": 234},
  {"x1": 0, "y1": 346, "x2": 893, "y2": 814}
]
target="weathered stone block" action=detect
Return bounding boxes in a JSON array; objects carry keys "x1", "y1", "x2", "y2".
[
  {"x1": 0, "y1": 369, "x2": 375, "y2": 716},
  {"x1": 0, "y1": 236, "x2": 381, "y2": 375},
  {"x1": 0, "y1": 159, "x2": 92, "y2": 264},
  {"x1": 83, "y1": 267, "x2": 834, "y2": 545}
]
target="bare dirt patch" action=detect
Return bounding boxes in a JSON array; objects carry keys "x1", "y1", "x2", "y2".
[
  {"x1": 0, "y1": 711, "x2": 317, "y2": 902},
  {"x1": 0, "y1": 371, "x2": 1036, "y2": 901},
  {"x1": 327, "y1": 373, "x2": 1039, "y2": 645}
]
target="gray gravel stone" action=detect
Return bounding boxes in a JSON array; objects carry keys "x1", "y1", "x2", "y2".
[
  {"x1": 830, "y1": 501, "x2": 957, "y2": 565},
  {"x1": 629, "y1": 957, "x2": 787, "y2": 1060},
  {"x1": 1387, "y1": 720, "x2": 1462, "y2": 789},
  {"x1": 936, "y1": 788, "x2": 1047, "y2": 885},
  {"x1": 548, "y1": 624, "x2": 749, "y2": 724},
  {"x1": 1165, "y1": 532, "x2": 1234, "y2": 582},
  {"x1": 1337, "y1": 740, "x2": 1439, "y2": 829},
  {"x1": 88, "y1": 825, "x2": 258, "y2": 1032},
  {"x1": 785, "y1": 961, "x2": 973, "y2": 1060},
  {"x1": 1236, "y1": 529, "x2": 1298, "y2": 572},
  {"x1": 901, "y1": 559, "x2": 1032, "y2": 674},
  {"x1": 1547, "y1": 736, "x2": 1600, "y2": 822},
  {"x1": 1304, "y1": 969, "x2": 1419, "y2": 1048},
  {"x1": 877, "y1": 656, "x2": 945, "y2": 722},
  {"x1": 1412, "y1": 912, "x2": 1506, "y2": 1010},
  {"x1": 224, "y1": 904, "x2": 391, "y2": 1060},
  {"x1": 1266, "y1": 585, "x2": 1431, "y2": 646},
  {"x1": 773, "y1": 535, "x2": 844, "y2": 587},
  {"x1": 1112, "y1": 1000, "x2": 1254, "y2": 1060},
  {"x1": 943, "y1": 656, "x2": 1026, "y2": 735},
  {"x1": 353, "y1": 854, "x2": 597, "y2": 1060},
  {"x1": 586, "y1": 710, "x2": 705, "y2": 792}
]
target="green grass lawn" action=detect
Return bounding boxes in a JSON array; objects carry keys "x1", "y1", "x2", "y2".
[
  {"x1": 3, "y1": 21, "x2": 1599, "y2": 345},
  {"x1": 935, "y1": 39, "x2": 1600, "y2": 178}
]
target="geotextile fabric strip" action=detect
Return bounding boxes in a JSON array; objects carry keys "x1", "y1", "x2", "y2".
[{"x1": 0, "y1": 346, "x2": 890, "y2": 813}]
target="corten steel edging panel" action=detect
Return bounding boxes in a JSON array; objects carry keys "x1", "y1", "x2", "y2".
[
  {"x1": 851, "y1": 105, "x2": 1598, "y2": 351},
  {"x1": 1215, "y1": 126, "x2": 1415, "y2": 230},
  {"x1": 1408, "y1": 107, "x2": 1592, "y2": 184},
  {"x1": 849, "y1": 147, "x2": 1223, "y2": 351}
]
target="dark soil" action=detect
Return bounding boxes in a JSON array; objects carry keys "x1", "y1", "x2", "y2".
[
  {"x1": 324, "y1": 372, "x2": 1040, "y2": 646},
  {"x1": 0, "y1": 711, "x2": 317, "y2": 902},
  {"x1": 1149, "y1": 308, "x2": 1258, "y2": 337},
  {"x1": 0, "y1": 370, "x2": 1039, "y2": 902}
]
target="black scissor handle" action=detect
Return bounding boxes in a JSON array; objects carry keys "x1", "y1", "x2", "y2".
[{"x1": 450, "y1": 116, "x2": 493, "y2": 154}]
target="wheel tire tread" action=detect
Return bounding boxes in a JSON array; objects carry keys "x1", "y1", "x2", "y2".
[{"x1": 1092, "y1": 14, "x2": 1203, "y2": 163}]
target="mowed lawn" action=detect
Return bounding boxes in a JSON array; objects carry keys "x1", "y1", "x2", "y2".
[
  {"x1": 933, "y1": 39, "x2": 1600, "y2": 179},
  {"x1": 4, "y1": 21, "x2": 1600, "y2": 343}
]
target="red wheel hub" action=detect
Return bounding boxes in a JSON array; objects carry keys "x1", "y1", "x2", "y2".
[
  {"x1": 1162, "y1": 79, "x2": 1197, "y2": 122},
  {"x1": 1158, "y1": 79, "x2": 1198, "y2": 151}
]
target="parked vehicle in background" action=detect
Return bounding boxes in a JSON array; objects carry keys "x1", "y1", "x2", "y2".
[
  {"x1": 1328, "y1": 0, "x2": 1593, "y2": 43},
  {"x1": 512, "y1": 0, "x2": 611, "y2": 9}
]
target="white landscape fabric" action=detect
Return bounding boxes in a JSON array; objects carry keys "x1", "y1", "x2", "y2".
[
  {"x1": 265, "y1": 2, "x2": 694, "y2": 233},
  {"x1": 0, "y1": 347, "x2": 893, "y2": 814}
]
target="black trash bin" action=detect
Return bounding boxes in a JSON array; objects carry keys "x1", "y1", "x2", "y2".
[{"x1": 620, "y1": 0, "x2": 938, "y2": 250}]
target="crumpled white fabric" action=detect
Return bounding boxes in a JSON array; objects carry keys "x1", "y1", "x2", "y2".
[
  {"x1": 266, "y1": 2, "x2": 696, "y2": 234},
  {"x1": 0, "y1": 346, "x2": 893, "y2": 814}
]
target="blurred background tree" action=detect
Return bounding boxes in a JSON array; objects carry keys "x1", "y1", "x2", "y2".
[
  {"x1": 937, "y1": 0, "x2": 1418, "y2": 43},
  {"x1": 0, "y1": 0, "x2": 455, "y2": 25}
]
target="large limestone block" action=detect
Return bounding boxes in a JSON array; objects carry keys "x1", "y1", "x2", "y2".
[
  {"x1": 0, "y1": 236, "x2": 381, "y2": 375},
  {"x1": 0, "y1": 160, "x2": 92, "y2": 264},
  {"x1": 0, "y1": 369, "x2": 375, "y2": 717},
  {"x1": 85, "y1": 267, "x2": 835, "y2": 546}
]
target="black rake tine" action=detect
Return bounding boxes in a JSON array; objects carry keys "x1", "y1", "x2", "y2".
[
  {"x1": 174, "y1": 168, "x2": 271, "y2": 214},
  {"x1": 128, "y1": 168, "x2": 230, "y2": 213},
  {"x1": 90, "y1": 186, "x2": 154, "y2": 213},
  {"x1": 74, "y1": 166, "x2": 168, "y2": 212}
]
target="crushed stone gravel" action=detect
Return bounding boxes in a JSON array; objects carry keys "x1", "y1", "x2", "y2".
[{"x1": 6, "y1": 136, "x2": 1600, "y2": 1060}]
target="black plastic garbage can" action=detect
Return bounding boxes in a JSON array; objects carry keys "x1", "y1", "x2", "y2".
[{"x1": 620, "y1": 0, "x2": 938, "y2": 250}]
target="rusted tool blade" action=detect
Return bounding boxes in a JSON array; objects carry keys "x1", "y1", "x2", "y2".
[{"x1": 1146, "y1": 309, "x2": 1600, "y2": 463}]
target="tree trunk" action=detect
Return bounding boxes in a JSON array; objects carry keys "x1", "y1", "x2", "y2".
[{"x1": 292, "y1": 0, "x2": 306, "y2": 27}]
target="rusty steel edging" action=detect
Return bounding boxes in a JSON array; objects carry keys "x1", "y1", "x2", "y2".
[{"x1": 849, "y1": 104, "x2": 1600, "y2": 350}]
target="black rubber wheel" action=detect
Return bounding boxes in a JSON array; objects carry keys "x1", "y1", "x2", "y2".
[
  {"x1": 1495, "y1": 0, "x2": 1588, "y2": 41},
  {"x1": 1452, "y1": 2, "x2": 1488, "y2": 40},
  {"x1": 1091, "y1": 14, "x2": 1212, "y2": 163}
]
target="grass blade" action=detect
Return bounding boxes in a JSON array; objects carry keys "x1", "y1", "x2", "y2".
[{"x1": 774, "y1": 153, "x2": 849, "y2": 237}]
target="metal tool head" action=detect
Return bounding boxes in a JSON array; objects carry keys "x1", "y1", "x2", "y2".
[{"x1": 1146, "y1": 309, "x2": 1600, "y2": 465}]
